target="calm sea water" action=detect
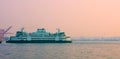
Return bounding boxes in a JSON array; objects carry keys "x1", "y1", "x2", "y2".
[{"x1": 0, "y1": 41, "x2": 120, "y2": 59}]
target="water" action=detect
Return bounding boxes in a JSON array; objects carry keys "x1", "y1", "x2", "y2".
[{"x1": 0, "y1": 41, "x2": 120, "y2": 59}]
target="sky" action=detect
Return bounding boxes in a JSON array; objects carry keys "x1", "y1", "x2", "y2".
[{"x1": 0, "y1": 0, "x2": 120, "y2": 37}]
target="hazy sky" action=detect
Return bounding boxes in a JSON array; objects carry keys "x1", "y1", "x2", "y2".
[{"x1": 1, "y1": 0, "x2": 120, "y2": 37}]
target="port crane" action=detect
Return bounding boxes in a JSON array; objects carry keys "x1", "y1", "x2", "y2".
[{"x1": 0, "y1": 26, "x2": 12, "y2": 42}]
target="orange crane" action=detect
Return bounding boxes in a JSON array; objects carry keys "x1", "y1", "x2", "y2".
[{"x1": 0, "y1": 26, "x2": 12, "y2": 43}]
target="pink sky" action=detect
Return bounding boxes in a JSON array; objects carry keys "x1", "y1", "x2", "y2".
[{"x1": 0, "y1": 0, "x2": 120, "y2": 37}]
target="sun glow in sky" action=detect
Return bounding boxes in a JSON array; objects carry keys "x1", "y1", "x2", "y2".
[{"x1": 1, "y1": 0, "x2": 120, "y2": 37}]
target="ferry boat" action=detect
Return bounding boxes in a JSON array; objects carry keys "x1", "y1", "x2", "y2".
[{"x1": 6, "y1": 28, "x2": 72, "y2": 43}]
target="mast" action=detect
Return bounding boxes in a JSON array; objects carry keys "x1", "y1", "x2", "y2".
[
  {"x1": 21, "y1": 27, "x2": 24, "y2": 32},
  {"x1": 55, "y1": 28, "x2": 60, "y2": 41}
]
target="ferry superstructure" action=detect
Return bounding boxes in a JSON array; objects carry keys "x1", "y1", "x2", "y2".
[{"x1": 6, "y1": 28, "x2": 72, "y2": 43}]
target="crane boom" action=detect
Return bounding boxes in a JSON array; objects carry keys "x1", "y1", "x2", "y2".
[{"x1": 4, "y1": 26, "x2": 12, "y2": 34}]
